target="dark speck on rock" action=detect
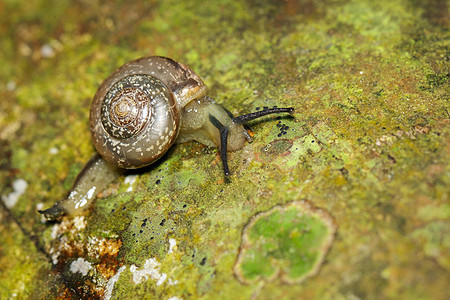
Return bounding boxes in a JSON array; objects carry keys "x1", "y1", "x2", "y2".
[{"x1": 200, "y1": 257, "x2": 207, "y2": 266}]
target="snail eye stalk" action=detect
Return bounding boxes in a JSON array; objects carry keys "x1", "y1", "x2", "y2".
[
  {"x1": 209, "y1": 115, "x2": 230, "y2": 176},
  {"x1": 233, "y1": 107, "x2": 294, "y2": 125},
  {"x1": 209, "y1": 107, "x2": 294, "y2": 177}
]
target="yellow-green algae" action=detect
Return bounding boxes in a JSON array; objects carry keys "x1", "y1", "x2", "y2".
[
  {"x1": 0, "y1": 206, "x2": 63, "y2": 298},
  {"x1": 0, "y1": 0, "x2": 449, "y2": 299}
]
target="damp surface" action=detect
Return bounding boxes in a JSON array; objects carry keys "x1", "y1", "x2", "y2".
[{"x1": 0, "y1": 0, "x2": 449, "y2": 299}]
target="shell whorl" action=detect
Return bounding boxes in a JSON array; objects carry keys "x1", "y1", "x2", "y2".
[
  {"x1": 90, "y1": 56, "x2": 207, "y2": 169},
  {"x1": 101, "y1": 75, "x2": 155, "y2": 140},
  {"x1": 90, "y1": 73, "x2": 180, "y2": 169}
]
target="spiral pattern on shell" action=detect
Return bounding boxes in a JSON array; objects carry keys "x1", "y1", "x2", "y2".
[
  {"x1": 101, "y1": 75, "x2": 159, "y2": 139},
  {"x1": 90, "y1": 74, "x2": 180, "y2": 169},
  {"x1": 89, "y1": 56, "x2": 207, "y2": 169}
]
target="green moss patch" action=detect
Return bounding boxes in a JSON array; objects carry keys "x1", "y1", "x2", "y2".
[{"x1": 234, "y1": 201, "x2": 336, "y2": 284}]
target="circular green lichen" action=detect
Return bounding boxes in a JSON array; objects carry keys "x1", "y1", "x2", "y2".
[{"x1": 234, "y1": 201, "x2": 336, "y2": 284}]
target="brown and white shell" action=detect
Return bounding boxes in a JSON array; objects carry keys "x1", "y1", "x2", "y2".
[{"x1": 89, "y1": 56, "x2": 206, "y2": 169}]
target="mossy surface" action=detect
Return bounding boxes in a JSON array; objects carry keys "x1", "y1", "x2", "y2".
[
  {"x1": 234, "y1": 201, "x2": 336, "y2": 284},
  {"x1": 0, "y1": 0, "x2": 449, "y2": 299}
]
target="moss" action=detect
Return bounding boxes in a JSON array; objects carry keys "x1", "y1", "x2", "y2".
[
  {"x1": 0, "y1": 209, "x2": 63, "y2": 298},
  {"x1": 234, "y1": 201, "x2": 336, "y2": 284},
  {"x1": 1, "y1": 0, "x2": 449, "y2": 298}
]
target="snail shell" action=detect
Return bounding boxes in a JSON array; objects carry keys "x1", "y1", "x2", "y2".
[{"x1": 90, "y1": 56, "x2": 206, "y2": 169}]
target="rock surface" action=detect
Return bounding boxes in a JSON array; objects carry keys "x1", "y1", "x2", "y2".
[{"x1": 0, "y1": 0, "x2": 448, "y2": 299}]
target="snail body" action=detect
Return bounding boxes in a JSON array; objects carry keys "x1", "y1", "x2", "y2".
[{"x1": 39, "y1": 56, "x2": 294, "y2": 220}]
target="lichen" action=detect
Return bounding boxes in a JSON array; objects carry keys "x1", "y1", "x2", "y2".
[
  {"x1": 70, "y1": 258, "x2": 92, "y2": 276},
  {"x1": 234, "y1": 201, "x2": 336, "y2": 284}
]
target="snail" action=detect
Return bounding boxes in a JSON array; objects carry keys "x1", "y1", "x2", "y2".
[{"x1": 39, "y1": 56, "x2": 294, "y2": 220}]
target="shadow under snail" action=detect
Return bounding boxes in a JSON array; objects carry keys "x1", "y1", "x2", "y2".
[{"x1": 39, "y1": 56, "x2": 294, "y2": 221}]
